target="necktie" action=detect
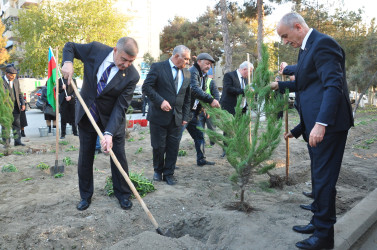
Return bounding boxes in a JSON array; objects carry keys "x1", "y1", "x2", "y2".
[
  {"x1": 173, "y1": 66, "x2": 179, "y2": 92},
  {"x1": 90, "y1": 63, "x2": 115, "y2": 122},
  {"x1": 298, "y1": 48, "x2": 304, "y2": 61}
]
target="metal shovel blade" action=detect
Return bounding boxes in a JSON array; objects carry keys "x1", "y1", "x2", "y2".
[{"x1": 50, "y1": 160, "x2": 64, "y2": 175}]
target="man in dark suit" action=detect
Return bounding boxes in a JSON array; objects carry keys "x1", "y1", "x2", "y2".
[
  {"x1": 1, "y1": 65, "x2": 25, "y2": 147},
  {"x1": 61, "y1": 37, "x2": 140, "y2": 211},
  {"x1": 220, "y1": 61, "x2": 253, "y2": 116},
  {"x1": 272, "y1": 13, "x2": 354, "y2": 249},
  {"x1": 142, "y1": 45, "x2": 191, "y2": 185},
  {"x1": 185, "y1": 53, "x2": 220, "y2": 166},
  {"x1": 59, "y1": 78, "x2": 78, "y2": 139}
]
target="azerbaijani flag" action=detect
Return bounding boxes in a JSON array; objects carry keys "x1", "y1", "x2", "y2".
[{"x1": 47, "y1": 47, "x2": 58, "y2": 111}]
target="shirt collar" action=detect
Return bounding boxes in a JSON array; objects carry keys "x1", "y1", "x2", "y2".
[
  {"x1": 236, "y1": 69, "x2": 243, "y2": 80},
  {"x1": 106, "y1": 50, "x2": 115, "y2": 66},
  {"x1": 301, "y1": 28, "x2": 313, "y2": 50},
  {"x1": 169, "y1": 59, "x2": 177, "y2": 69}
]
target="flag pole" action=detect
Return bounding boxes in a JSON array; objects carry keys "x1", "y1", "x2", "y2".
[{"x1": 55, "y1": 47, "x2": 60, "y2": 157}]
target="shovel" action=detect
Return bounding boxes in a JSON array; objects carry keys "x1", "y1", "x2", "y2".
[
  {"x1": 50, "y1": 48, "x2": 64, "y2": 176},
  {"x1": 70, "y1": 80, "x2": 165, "y2": 236}
]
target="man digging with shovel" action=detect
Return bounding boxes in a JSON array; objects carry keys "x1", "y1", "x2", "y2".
[{"x1": 61, "y1": 37, "x2": 140, "y2": 211}]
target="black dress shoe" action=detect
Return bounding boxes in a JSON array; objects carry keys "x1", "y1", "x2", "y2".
[
  {"x1": 293, "y1": 223, "x2": 316, "y2": 234},
  {"x1": 303, "y1": 191, "x2": 314, "y2": 199},
  {"x1": 77, "y1": 199, "x2": 91, "y2": 211},
  {"x1": 296, "y1": 235, "x2": 334, "y2": 249},
  {"x1": 60, "y1": 135, "x2": 65, "y2": 139},
  {"x1": 14, "y1": 142, "x2": 25, "y2": 146},
  {"x1": 153, "y1": 172, "x2": 162, "y2": 181},
  {"x1": 163, "y1": 175, "x2": 176, "y2": 185},
  {"x1": 300, "y1": 204, "x2": 312, "y2": 211},
  {"x1": 197, "y1": 159, "x2": 215, "y2": 166},
  {"x1": 119, "y1": 199, "x2": 133, "y2": 210}
]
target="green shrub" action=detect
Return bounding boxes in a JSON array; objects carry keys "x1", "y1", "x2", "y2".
[{"x1": 2, "y1": 164, "x2": 18, "y2": 172}]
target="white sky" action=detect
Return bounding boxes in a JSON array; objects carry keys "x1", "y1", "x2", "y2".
[{"x1": 157, "y1": 0, "x2": 377, "y2": 30}]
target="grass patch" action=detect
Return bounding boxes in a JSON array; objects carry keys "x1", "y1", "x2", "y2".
[
  {"x1": 36, "y1": 162, "x2": 50, "y2": 170},
  {"x1": 59, "y1": 140, "x2": 69, "y2": 145},
  {"x1": 178, "y1": 149, "x2": 187, "y2": 156},
  {"x1": 135, "y1": 147, "x2": 143, "y2": 154},
  {"x1": 2, "y1": 164, "x2": 18, "y2": 172},
  {"x1": 128, "y1": 138, "x2": 134, "y2": 142},
  {"x1": 63, "y1": 157, "x2": 73, "y2": 166},
  {"x1": 65, "y1": 145, "x2": 78, "y2": 152},
  {"x1": 0, "y1": 153, "x2": 4, "y2": 157},
  {"x1": 138, "y1": 136, "x2": 145, "y2": 141},
  {"x1": 13, "y1": 151, "x2": 24, "y2": 155},
  {"x1": 21, "y1": 178, "x2": 33, "y2": 182},
  {"x1": 54, "y1": 173, "x2": 64, "y2": 178},
  {"x1": 104, "y1": 172, "x2": 155, "y2": 198}
]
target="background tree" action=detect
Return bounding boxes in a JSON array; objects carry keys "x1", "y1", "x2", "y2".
[
  {"x1": 0, "y1": 20, "x2": 10, "y2": 64},
  {"x1": 13, "y1": 0, "x2": 130, "y2": 77},
  {"x1": 0, "y1": 78, "x2": 14, "y2": 146},
  {"x1": 220, "y1": 0, "x2": 232, "y2": 73},
  {"x1": 201, "y1": 44, "x2": 285, "y2": 212}
]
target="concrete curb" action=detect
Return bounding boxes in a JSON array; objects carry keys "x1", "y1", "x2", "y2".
[{"x1": 335, "y1": 188, "x2": 377, "y2": 249}]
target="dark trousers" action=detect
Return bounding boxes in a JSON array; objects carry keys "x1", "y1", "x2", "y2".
[
  {"x1": 309, "y1": 131, "x2": 348, "y2": 239},
  {"x1": 150, "y1": 119, "x2": 181, "y2": 177},
  {"x1": 183, "y1": 111, "x2": 205, "y2": 162},
  {"x1": 61, "y1": 122, "x2": 77, "y2": 136},
  {"x1": 77, "y1": 115, "x2": 131, "y2": 201}
]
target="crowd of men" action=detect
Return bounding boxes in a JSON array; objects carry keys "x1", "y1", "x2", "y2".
[{"x1": 0, "y1": 11, "x2": 348, "y2": 250}]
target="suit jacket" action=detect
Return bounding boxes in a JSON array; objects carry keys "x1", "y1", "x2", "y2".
[
  {"x1": 294, "y1": 29, "x2": 353, "y2": 136},
  {"x1": 220, "y1": 70, "x2": 248, "y2": 115},
  {"x1": 142, "y1": 60, "x2": 191, "y2": 126},
  {"x1": 62, "y1": 42, "x2": 140, "y2": 135},
  {"x1": 189, "y1": 63, "x2": 214, "y2": 111},
  {"x1": 2, "y1": 76, "x2": 24, "y2": 112}
]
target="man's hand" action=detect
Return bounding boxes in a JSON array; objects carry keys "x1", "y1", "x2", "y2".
[
  {"x1": 21, "y1": 105, "x2": 25, "y2": 111},
  {"x1": 101, "y1": 134, "x2": 113, "y2": 153},
  {"x1": 160, "y1": 100, "x2": 172, "y2": 112},
  {"x1": 61, "y1": 62, "x2": 74, "y2": 85},
  {"x1": 270, "y1": 82, "x2": 279, "y2": 90},
  {"x1": 210, "y1": 99, "x2": 220, "y2": 108},
  {"x1": 182, "y1": 121, "x2": 187, "y2": 126},
  {"x1": 309, "y1": 123, "x2": 326, "y2": 147},
  {"x1": 65, "y1": 96, "x2": 72, "y2": 101},
  {"x1": 284, "y1": 131, "x2": 294, "y2": 140},
  {"x1": 279, "y1": 62, "x2": 288, "y2": 75}
]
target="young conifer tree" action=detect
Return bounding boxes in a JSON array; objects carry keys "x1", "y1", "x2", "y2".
[
  {"x1": 0, "y1": 78, "x2": 14, "y2": 145},
  {"x1": 202, "y1": 44, "x2": 286, "y2": 211}
]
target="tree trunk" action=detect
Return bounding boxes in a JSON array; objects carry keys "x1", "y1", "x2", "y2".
[
  {"x1": 240, "y1": 189, "x2": 245, "y2": 203},
  {"x1": 220, "y1": 0, "x2": 232, "y2": 73},
  {"x1": 353, "y1": 71, "x2": 377, "y2": 116},
  {"x1": 257, "y1": 0, "x2": 264, "y2": 61}
]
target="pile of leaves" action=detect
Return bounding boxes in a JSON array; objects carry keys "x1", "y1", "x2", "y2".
[{"x1": 104, "y1": 172, "x2": 155, "y2": 198}]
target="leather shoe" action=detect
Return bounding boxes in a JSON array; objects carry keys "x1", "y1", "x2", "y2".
[
  {"x1": 60, "y1": 136, "x2": 65, "y2": 139},
  {"x1": 221, "y1": 151, "x2": 226, "y2": 157},
  {"x1": 14, "y1": 142, "x2": 25, "y2": 146},
  {"x1": 77, "y1": 199, "x2": 91, "y2": 211},
  {"x1": 300, "y1": 204, "x2": 312, "y2": 211},
  {"x1": 119, "y1": 199, "x2": 133, "y2": 210},
  {"x1": 293, "y1": 223, "x2": 316, "y2": 234},
  {"x1": 303, "y1": 191, "x2": 314, "y2": 199},
  {"x1": 197, "y1": 159, "x2": 215, "y2": 166},
  {"x1": 296, "y1": 235, "x2": 334, "y2": 249},
  {"x1": 153, "y1": 172, "x2": 162, "y2": 181},
  {"x1": 163, "y1": 175, "x2": 176, "y2": 185}
]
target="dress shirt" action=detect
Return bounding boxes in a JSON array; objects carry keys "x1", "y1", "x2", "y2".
[
  {"x1": 96, "y1": 51, "x2": 119, "y2": 86},
  {"x1": 169, "y1": 59, "x2": 183, "y2": 93}
]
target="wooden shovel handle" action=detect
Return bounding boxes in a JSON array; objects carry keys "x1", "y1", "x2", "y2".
[{"x1": 70, "y1": 81, "x2": 160, "y2": 230}]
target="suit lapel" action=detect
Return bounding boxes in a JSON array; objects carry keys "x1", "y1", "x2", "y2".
[
  {"x1": 93, "y1": 48, "x2": 114, "y2": 85},
  {"x1": 100, "y1": 68, "x2": 127, "y2": 96},
  {"x1": 163, "y1": 60, "x2": 176, "y2": 92},
  {"x1": 234, "y1": 70, "x2": 241, "y2": 88},
  {"x1": 296, "y1": 29, "x2": 317, "y2": 76}
]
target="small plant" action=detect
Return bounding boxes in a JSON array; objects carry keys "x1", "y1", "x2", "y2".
[
  {"x1": 36, "y1": 162, "x2": 49, "y2": 170},
  {"x1": 63, "y1": 157, "x2": 73, "y2": 166},
  {"x1": 138, "y1": 136, "x2": 145, "y2": 141},
  {"x1": 178, "y1": 149, "x2": 187, "y2": 156},
  {"x1": 135, "y1": 147, "x2": 143, "y2": 154},
  {"x1": 21, "y1": 178, "x2": 33, "y2": 182},
  {"x1": 54, "y1": 173, "x2": 64, "y2": 178},
  {"x1": 59, "y1": 140, "x2": 69, "y2": 145},
  {"x1": 104, "y1": 172, "x2": 156, "y2": 198},
  {"x1": 0, "y1": 153, "x2": 4, "y2": 157},
  {"x1": 13, "y1": 151, "x2": 24, "y2": 155},
  {"x1": 2, "y1": 164, "x2": 18, "y2": 172},
  {"x1": 128, "y1": 138, "x2": 134, "y2": 142},
  {"x1": 139, "y1": 131, "x2": 145, "y2": 135},
  {"x1": 65, "y1": 145, "x2": 78, "y2": 152}
]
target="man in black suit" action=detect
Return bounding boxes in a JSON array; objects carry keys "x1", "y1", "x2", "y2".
[
  {"x1": 142, "y1": 45, "x2": 191, "y2": 185},
  {"x1": 1, "y1": 65, "x2": 25, "y2": 147},
  {"x1": 185, "y1": 53, "x2": 220, "y2": 166},
  {"x1": 273, "y1": 13, "x2": 353, "y2": 249},
  {"x1": 59, "y1": 78, "x2": 78, "y2": 139},
  {"x1": 220, "y1": 61, "x2": 253, "y2": 116},
  {"x1": 61, "y1": 37, "x2": 140, "y2": 211}
]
